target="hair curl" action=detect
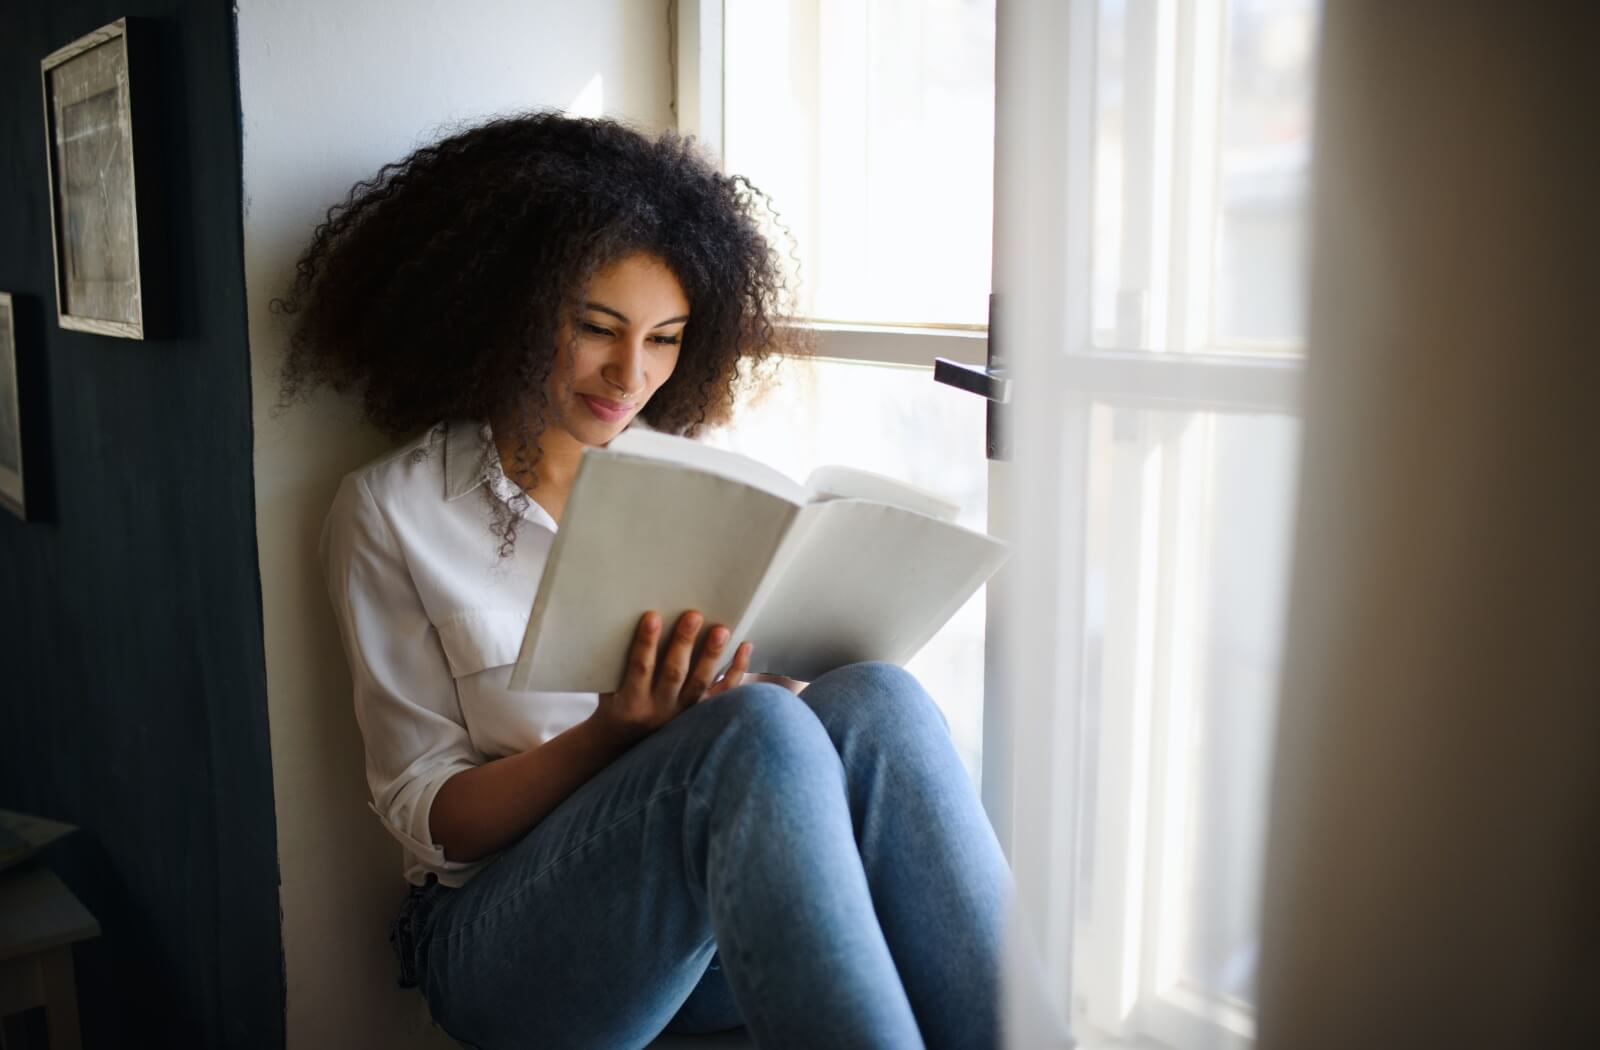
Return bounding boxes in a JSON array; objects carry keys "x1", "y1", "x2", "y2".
[{"x1": 273, "y1": 110, "x2": 804, "y2": 555}]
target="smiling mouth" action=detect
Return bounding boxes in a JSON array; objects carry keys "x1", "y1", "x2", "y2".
[{"x1": 579, "y1": 394, "x2": 635, "y2": 422}]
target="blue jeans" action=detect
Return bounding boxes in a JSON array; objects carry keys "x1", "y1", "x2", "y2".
[{"x1": 394, "y1": 662, "x2": 1010, "y2": 1049}]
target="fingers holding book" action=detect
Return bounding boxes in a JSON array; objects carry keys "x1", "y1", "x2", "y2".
[
  {"x1": 704, "y1": 638, "x2": 754, "y2": 700},
  {"x1": 670, "y1": 612, "x2": 754, "y2": 704},
  {"x1": 594, "y1": 610, "x2": 753, "y2": 743}
]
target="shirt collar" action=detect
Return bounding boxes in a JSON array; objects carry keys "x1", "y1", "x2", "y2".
[
  {"x1": 440, "y1": 421, "x2": 559, "y2": 534},
  {"x1": 442, "y1": 418, "x2": 537, "y2": 513},
  {"x1": 441, "y1": 415, "x2": 660, "y2": 514},
  {"x1": 443, "y1": 420, "x2": 494, "y2": 503}
]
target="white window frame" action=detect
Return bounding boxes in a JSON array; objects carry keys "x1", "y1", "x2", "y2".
[
  {"x1": 683, "y1": 3, "x2": 1311, "y2": 1047},
  {"x1": 1000, "y1": 0, "x2": 1310, "y2": 1047}
]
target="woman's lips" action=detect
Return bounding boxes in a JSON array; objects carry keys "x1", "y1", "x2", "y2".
[{"x1": 579, "y1": 394, "x2": 634, "y2": 423}]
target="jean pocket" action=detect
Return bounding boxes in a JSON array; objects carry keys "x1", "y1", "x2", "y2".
[{"x1": 388, "y1": 875, "x2": 445, "y2": 989}]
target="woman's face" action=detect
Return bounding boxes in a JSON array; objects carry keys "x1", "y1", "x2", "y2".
[{"x1": 544, "y1": 251, "x2": 689, "y2": 447}]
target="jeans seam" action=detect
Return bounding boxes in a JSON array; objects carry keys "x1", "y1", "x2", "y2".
[
  {"x1": 439, "y1": 780, "x2": 695, "y2": 945},
  {"x1": 686, "y1": 783, "x2": 780, "y2": 1045}
]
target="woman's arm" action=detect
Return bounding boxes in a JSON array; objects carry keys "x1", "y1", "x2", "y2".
[
  {"x1": 430, "y1": 610, "x2": 754, "y2": 863},
  {"x1": 429, "y1": 715, "x2": 636, "y2": 863}
]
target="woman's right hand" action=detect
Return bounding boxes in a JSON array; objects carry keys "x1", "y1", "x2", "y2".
[{"x1": 591, "y1": 610, "x2": 753, "y2": 745}]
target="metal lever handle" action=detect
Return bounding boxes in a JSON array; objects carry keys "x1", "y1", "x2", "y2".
[
  {"x1": 931, "y1": 294, "x2": 1009, "y2": 460},
  {"x1": 934, "y1": 357, "x2": 1011, "y2": 403}
]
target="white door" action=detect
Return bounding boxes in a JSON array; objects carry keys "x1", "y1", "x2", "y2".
[
  {"x1": 991, "y1": 0, "x2": 1319, "y2": 1047},
  {"x1": 677, "y1": 3, "x2": 1320, "y2": 1046}
]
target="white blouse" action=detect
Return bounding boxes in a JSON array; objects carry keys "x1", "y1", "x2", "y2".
[{"x1": 320, "y1": 419, "x2": 602, "y2": 888}]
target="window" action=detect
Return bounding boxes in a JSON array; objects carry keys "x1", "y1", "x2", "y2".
[
  {"x1": 679, "y1": 4, "x2": 1320, "y2": 1047},
  {"x1": 721, "y1": 0, "x2": 996, "y2": 327},
  {"x1": 675, "y1": 0, "x2": 998, "y2": 786},
  {"x1": 996, "y1": 1, "x2": 1318, "y2": 1047}
]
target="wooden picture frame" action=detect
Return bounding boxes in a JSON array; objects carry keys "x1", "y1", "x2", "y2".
[
  {"x1": 0, "y1": 293, "x2": 26, "y2": 519},
  {"x1": 40, "y1": 19, "x2": 148, "y2": 339}
]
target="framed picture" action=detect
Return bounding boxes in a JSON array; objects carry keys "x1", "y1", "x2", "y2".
[
  {"x1": 0, "y1": 293, "x2": 26, "y2": 519},
  {"x1": 40, "y1": 19, "x2": 148, "y2": 339}
]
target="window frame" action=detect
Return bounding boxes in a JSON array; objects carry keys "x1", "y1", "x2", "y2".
[
  {"x1": 686, "y1": 3, "x2": 1312, "y2": 1047},
  {"x1": 1041, "y1": 0, "x2": 1311, "y2": 1045}
]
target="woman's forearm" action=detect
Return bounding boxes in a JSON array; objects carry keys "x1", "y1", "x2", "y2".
[{"x1": 429, "y1": 715, "x2": 638, "y2": 863}]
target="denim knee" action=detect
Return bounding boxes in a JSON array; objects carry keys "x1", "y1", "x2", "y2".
[
  {"x1": 695, "y1": 682, "x2": 842, "y2": 793},
  {"x1": 802, "y1": 661, "x2": 951, "y2": 736}
]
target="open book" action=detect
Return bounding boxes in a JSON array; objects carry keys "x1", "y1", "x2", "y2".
[{"x1": 508, "y1": 429, "x2": 1008, "y2": 693}]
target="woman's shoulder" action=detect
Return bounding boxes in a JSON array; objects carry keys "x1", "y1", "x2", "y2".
[
  {"x1": 323, "y1": 423, "x2": 455, "y2": 538},
  {"x1": 337, "y1": 422, "x2": 460, "y2": 506}
]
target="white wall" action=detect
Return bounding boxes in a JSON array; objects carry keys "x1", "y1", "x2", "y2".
[{"x1": 236, "y1": 3, "x2": 670, "y2": 1045}]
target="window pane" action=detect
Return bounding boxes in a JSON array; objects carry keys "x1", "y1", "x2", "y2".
[
  {"x1": 1077, "y1": 404, "x2": 1298, "y2": 1038},
  {"x1": 724, "y1": 0, "x2": 995, "y2": 327},
  {"x1": 1090, "y1": 0, "x2": 1131, "y2": 346},
  {"x1": 1174, "y1": 412, "x2": 1297, "y2": 1005},
  {"x1": 1213, "y1": 0, "x2": 1318, "y2": 347},
  {"x1": 1089, "y1": 0, "x2": 1319, "y2": 355},
  {"x1": 704, "y1": 359, "x2": 990, "y2": 783}
]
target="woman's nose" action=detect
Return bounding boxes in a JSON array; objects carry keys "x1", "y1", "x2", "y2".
[{"x1": 605, "y1": 338, "x2": 647, "y2": 395}]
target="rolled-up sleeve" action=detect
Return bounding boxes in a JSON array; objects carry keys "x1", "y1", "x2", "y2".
[{"x1": 320, "y1": 472, "x2": 485, "y2": 873}]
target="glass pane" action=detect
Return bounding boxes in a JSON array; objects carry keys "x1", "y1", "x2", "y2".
[
  {"x1": 1089, "y1": 0, "x2": 1319, "y2": 355},
  {"x1": 1077, "y1": 405, "x2": 1298, "y2": 1035},
  {"x1": 703, "y1": 358, "x2": 990, "y2": 784},
  {"x1": 1175, "y1": 412, "x2": 1297, "y2": 1004},
  {"x1": 724, "y1": 0, "x2": 995, "y2": 327},
  {"x1": 1212, "y1": 0, "x2": 1318, "y2": 347},
  {"x1": 1090, "y1": 0, "x2": 1131, "y2": 347}
]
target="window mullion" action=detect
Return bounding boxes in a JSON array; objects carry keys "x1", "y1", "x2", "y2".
[
  {"x1": 1167, "y1": 0, "x2": 1226, "y2": 354},
  {"x1": 816, "y1": 0, "x2": 870, "y2": 319},
  {"x1": 1078, "y1": 407, "x2": 1167, "y2": 1040},
  {"x1": 671, "y1": 0, "x2": 726, "y2": 161},
  {"x1": 1141, "y1": 413, "x2": 1215, "y2": 1012},
  {"x1": 1116, "y1": 0, "x2": 1179, "y2": 350}
]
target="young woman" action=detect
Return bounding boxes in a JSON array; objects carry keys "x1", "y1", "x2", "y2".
[{"x1": 279, "y1": 111, "x2": 1010, "y2": 1049}]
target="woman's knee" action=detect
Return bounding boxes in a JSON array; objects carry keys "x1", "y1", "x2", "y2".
[
  {"x1": 695, "y1": 682, "x2": 841, "y2": 782},
  {"x1": 809, "y1": 660, "x2": 922, "y2": 697},
  {"x1": 801, "y1": 661, "x2": 950, "y2": 737}
]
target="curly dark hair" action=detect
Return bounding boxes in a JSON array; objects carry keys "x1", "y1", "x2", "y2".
[{"x1": 273, "y1": 110, "x2": 804, "y2": 555}]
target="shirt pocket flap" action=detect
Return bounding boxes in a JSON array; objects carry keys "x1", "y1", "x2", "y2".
[{"x1": 434, "y1": 610, "x2": 529, "y2": 679}]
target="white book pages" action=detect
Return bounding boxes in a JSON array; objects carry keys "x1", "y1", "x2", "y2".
[
  {"x1": 510, "y1": 432, "x2": 1006, "y2": 693},
  {"x1": 509, "y1": 450, "x2": 799, "y2": 692},
  {"x1": 740, "y1": 500, "x2": 1008, "y2": 681},
  {"x1": 607, "y1": 428, "x2": 808, "y2": 504},
  {"x1": 803, "y1": 464, "x2": 962, "y2": 521}
]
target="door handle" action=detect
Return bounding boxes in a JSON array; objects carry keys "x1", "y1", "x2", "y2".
[
  {"x1": 932, "y1": 294, "x2": 1010, "y2": 460},
  {"x1": 933, "y1": 358, "x2": 1011, "y2": 403}
]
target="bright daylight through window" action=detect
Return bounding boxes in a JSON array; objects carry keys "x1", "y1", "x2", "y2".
[
  {"x1": 1075, "y1": 1, "x2": 1317, "y2": 1047},
  {"x1": 699, "y1": 3, "x2": 1319, "y2": 1046},
  {"x1": 706, "y1": 0, "x2": 999, "y2": 788}
]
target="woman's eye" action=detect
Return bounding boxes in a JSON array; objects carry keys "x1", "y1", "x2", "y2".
[
  {"x1": 580, "y1": 322, "x2": 612, "y2": 337},
  {"x1": 651, "y1": 334, "x2": 682, "y2": 346}
]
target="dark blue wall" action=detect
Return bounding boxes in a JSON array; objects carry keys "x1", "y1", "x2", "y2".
[{"x1": 0, "y1": 2, "x2": 282, "y2": 1046}]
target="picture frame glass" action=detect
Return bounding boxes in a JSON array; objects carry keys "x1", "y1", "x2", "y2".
[
  {"x1": 0, "y1": 294, "x2": 24, "y2": 517},
  {"x1": 47, "y1": 35, "x2": 140, "y2": 326}
]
